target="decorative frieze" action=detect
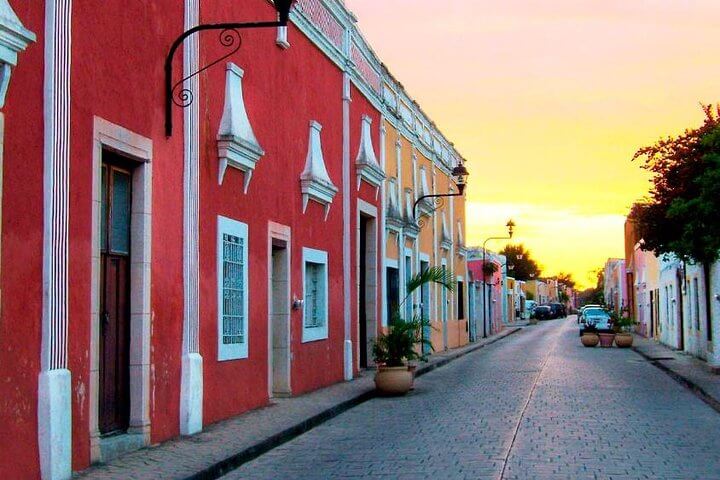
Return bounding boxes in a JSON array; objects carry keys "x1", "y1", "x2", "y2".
[
  {"x1": 301, "y1": 121, "x2": 338, "y2": 221},
  {"x1": 217, "y1": 63, "x2": 265, "y2": 192}
]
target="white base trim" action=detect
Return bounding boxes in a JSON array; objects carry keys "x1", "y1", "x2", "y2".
[
  {"x1": 344, "y1": 339, "x2": 353, "y2": 380},
  {"x1": 179, "y1": 352, "x2": 203, "y2": 435},
  {"x1": 38, "y1": 369, "x2": 72, "y2": 480}
]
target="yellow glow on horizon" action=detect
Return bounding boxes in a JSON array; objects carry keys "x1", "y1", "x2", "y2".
[{"x1": 346, "y1": 0, "x2": 720, "y2": 289}]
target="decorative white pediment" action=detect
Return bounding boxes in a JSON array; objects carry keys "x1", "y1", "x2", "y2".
[
  {"x1": 457, "y1": 221, "x2": 467, "y2": 257},
  {"x1": 0, "y1": 0, "x2": 36, "y2": 108},
  {"x1": 355, "y1": 115, "x2": 385, "y2": 194},
  {"x1": 440, "y1": 212, "x2": 452, "y2": 250},
  {"x1": 217, "y1": 63, "x2": 265, "y2": 192},
  {"x1": 416, "y1": 166, "x2": 433, "y2": 216},
  {"x1": 301, "y1": 121, "x2": 338, "y2": 221},
  {"x1": 403, "y1": 188, "x2": 419, "y2": 238},
  {"x1": 385, "y1": 177, "x2": 404, "y2": 231}
]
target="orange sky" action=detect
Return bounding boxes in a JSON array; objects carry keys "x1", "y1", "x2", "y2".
[{"x1": 346, "y1": 0, "x2": 720, "y2": 289}]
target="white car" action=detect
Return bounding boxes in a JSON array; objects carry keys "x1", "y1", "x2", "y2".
[{"x1": 578, "y1": 304, "x2": 601, "y2": 323}]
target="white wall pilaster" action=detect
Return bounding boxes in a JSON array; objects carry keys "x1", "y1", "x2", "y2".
[
  {"x1": 39, "y1": 1, "x2": 72, "y2": 478},
  {"x1": 342, "y1": 64, "x2": 353, "y2": 379},
  {"x1": 180, "y1": 0, "x2": 203, "y2": 436},
  {"x1": 379, "y1": 118, "x2": 387, "y2": 327}
]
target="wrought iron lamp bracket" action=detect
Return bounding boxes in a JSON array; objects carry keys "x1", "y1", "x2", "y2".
[
  {"x1": 164, "y1": 20, "x2": 285, "y2": 137},
  {"x1": 412, "y1": 193, "x2": 461, "y2": 229}
]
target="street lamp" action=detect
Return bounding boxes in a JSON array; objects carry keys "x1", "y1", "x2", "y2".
[
  {"x1": 165, "y1": 1, "x2": 295, "y2": 136},
  {"x1": 412, "y1": 161, "x2": 469, "y2": 226},
  {"x1": 481, "y1": 220, "x2": 515, "y2": 338}
]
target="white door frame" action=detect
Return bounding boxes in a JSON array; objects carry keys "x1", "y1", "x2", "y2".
[
  {"x1": 268, "y1": 222, "x2": 292, "y2": 397},
  {"x1": 357, "y1": 200, "x2": 378, "y2": 368},
  {"x1": 89, "y1": 117, "x2": 153, "y2": 462}
]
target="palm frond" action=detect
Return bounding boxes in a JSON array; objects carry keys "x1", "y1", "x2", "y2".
[{"x1": 405, "y1": 266, "x2": 455, "y2": 295}]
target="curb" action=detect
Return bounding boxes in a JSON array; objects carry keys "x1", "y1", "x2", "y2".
[
  {"x1": 185, "y1": 327, "x2": 522, "y2": 480},
  {"x1": 186, "y1": 390, "x2": 376, "y2": 480},
  {"x1": 632, "y1": 346, "x2": 720, "y2": 415}
]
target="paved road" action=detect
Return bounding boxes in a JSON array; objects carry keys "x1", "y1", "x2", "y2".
[{"x1": 224, "y1": 318, "x2": 720, "y2": 480}]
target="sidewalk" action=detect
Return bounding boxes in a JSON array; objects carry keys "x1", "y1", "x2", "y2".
[
  {"x1": 632, "y1": 335, "x2": 720, "y2": 413},
  {"x1": 75, "y1": 327, "x2": 522, "y2": 480}
]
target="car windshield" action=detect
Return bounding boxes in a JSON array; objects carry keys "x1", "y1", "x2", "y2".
[{"x1": 585, "y1": 310, "x2": 610, "y2": 322}]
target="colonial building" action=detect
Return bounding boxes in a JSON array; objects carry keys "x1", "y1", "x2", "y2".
[
  {"x1": 467, "y1": 251, "x2": 505, "y2": 337},
  {"x1": 0, "y1": 1, "x2": 470, "y2": 479},
  {"x1": 604, "y1": 258, "x2": 626, "y2": 313},
  {"x1": 624, "y1": 207, "x2": 720, "y2": 370}
]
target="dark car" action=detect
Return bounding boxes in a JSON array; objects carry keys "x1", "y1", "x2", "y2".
[
  {"x1": 534, "y1": 305, "x2": 552, "y2": 320},
  {"x1": 549, "y1": 303, "x2": 566, "y2": 319}
]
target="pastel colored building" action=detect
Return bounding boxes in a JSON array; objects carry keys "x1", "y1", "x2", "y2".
[
  {"x1": 526, "y1": 279, "x2": 548, "y2": 305},
  {"x1": 381, "y1": 78, "x2": 469, "y2": 354},
  {"x1": 604, "y1": 258, "x2": 627, "y2": 314},
  {"x1": 467, "y1": 250, "x2": 504, "y2": 337},
  {"x1": 0, "y1": 2, "x2": 471, "y2": 479},
  {"x1": 625, "y1": 206, "x2": 720, "y2": 369}
]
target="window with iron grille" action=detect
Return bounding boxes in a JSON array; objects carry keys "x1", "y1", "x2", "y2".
[
  {"x1": 303, "y1": 248, "x2": 329, "y2": 342},
  {"x1": 217, "y1": 216, "x2": 249, "y2": 360}
]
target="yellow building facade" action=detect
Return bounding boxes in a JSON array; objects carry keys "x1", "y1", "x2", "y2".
[{"x1": 381, "y1": 74, "x2": 469, "y2": 353}]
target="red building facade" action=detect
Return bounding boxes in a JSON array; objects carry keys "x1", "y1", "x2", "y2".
[{"x1": 0, "y1": 1, "x2": 467, "y2": 479}]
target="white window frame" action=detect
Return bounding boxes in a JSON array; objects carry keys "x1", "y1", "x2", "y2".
[
  {"x1": 217, "y1": 215, "x2": 250, "y2": 361},
  {"x1": 302, "y1": 247, "x2": 329, "y2": 342}
]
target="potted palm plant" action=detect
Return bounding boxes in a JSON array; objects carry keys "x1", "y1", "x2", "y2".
[
  {"x1": 580, "y1": 322, "x2": 600, "y2": 347},
  {"x1": 611, "y1": 311, "x2": 636, "y2": 348},
  {"x1": 373, "y1": 266, "x2": 454, "y2": 395}
]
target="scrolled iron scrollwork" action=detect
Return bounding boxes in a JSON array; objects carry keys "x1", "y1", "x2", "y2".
[
  {"x1": 416, "y1": 196, "x2": 445, "y2": 229},
  {"x1": 171, "y1": 28, "x2": 243, "y2": 109}
]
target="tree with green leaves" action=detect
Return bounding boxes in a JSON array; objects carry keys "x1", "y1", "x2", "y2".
[
  {"x1": 499, "y1": 244, "x2": 542, "y2": 281},
  {"x1": 632, "y1": 104, "x2": 720, "y2": 338},
  {"x1": 556, "y1": 272, "x2": 576, "y2": 289}
]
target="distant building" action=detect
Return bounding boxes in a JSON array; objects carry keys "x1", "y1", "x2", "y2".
[{"x1": 604, "y1": 258, "x2": 627, "y2": 314}]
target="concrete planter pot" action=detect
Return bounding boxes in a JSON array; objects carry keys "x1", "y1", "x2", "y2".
[
  {"x1": 598, "y1": 333, "x2": 616, "y2": 348},
  {"x1": 375, "y1": 366, "x2": 413, "y2": 396},
  {"x1": 581, "y1": 333, "x2": 599, "y2": 347},
  {"x1": 615, "y1": 332, "x2": 633, "y2": 348}
]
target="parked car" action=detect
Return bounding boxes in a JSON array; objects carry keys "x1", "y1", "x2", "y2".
[
  {"x1": 579, "y1": 308, "x2": 612, "y2": 336},
  {"x1": 578, "y1": 304, "x2": 601, "y2": 323},
  {"x1": 549, "y1": 303, "x2": 566, "y2": 319},
  {"x1": 534, "y1": 305, "x2": 553, "y2": 320}
]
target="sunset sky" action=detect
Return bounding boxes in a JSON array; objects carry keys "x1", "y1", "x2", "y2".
[{"x1": 346, "y1": 0, "x2": 720, "y2": 288}]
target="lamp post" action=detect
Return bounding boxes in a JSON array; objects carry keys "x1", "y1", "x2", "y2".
[
  {"x1": 482, "y1": 220, "x2": 515, "y2": 338},
  {"x1": 164, "y1": 0, "x2": 295, "y2": 136},
  {"x1": 410, "y1": 161, "x2": 468, "y2": 353}
]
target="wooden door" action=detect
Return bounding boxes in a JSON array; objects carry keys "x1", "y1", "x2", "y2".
[{"x1": 99, "y1": 162, "x2": 132, "y2": 435}]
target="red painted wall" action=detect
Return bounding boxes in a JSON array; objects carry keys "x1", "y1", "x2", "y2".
[
  {"x1": 70, "y1": 0, "x2": 186, "y2": 462},
  {"x1": 0, "y1": 2, "x2": 45, "y2": 478},
  {"x1": 198, "y1": 0, "x2": 346, "y2": 424},
  {"x1": 0, "y1": 1, "x2": 390, "y2": 477}
]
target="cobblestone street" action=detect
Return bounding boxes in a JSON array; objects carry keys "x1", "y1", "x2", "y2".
[{"x1": 224, "y1": 318, "x2": 720, "y2": 480}]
